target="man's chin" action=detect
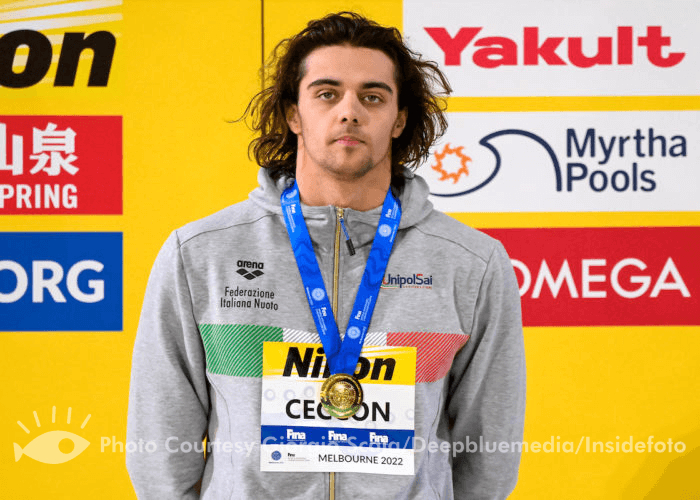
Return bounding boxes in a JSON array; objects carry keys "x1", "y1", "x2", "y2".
[{"x1": 322, "y1": 161, "x2": 377, "y2": 181}]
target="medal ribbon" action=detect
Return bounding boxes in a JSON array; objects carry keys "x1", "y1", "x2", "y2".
[{"x1": 280, "y1": 181, "x2": 401, "y2": 375}]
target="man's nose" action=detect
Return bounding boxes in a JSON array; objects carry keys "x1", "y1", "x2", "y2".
[{"x1": 338, "y1": 93, "x2": 363, "y2": 124}]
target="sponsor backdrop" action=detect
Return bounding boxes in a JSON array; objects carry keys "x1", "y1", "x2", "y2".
[{"x1": 1, "y1": 0, "x2": 698, "y2": 498}]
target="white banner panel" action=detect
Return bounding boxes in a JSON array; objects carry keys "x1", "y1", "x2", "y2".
[
  {"x1": 423, "y1": 111, "x2": 697, "y2": 213},
  {"x1": 261, "y1": 378, "x2": 415, "y2": 430},
  {"x1": 403, "y1": 0, "x2": 700, "y2": 96}
]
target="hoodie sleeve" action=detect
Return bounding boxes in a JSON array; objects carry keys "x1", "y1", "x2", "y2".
[
  {"x1": 126, "y1": 231, "x2": 210, "y2": 499},
  {"x1": 447, "y1": 241, "x2": 526, "y2": 499}
]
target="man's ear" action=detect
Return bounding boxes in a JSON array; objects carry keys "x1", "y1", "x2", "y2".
[
  {"x1": 286, "y1": 104, "x2": 301, "y2": 134},
  {"x1": 392, "y1": 108, "x2": 407, "y2": 139}
]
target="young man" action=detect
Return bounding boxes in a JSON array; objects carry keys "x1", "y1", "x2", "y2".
[{"x1": 127, "y1": 12, "x2": 525, "y2": 500}]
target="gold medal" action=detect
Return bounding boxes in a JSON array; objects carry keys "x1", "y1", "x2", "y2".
[{"x1": 320, "y1": 373, "x2": 363, "y2": 419}]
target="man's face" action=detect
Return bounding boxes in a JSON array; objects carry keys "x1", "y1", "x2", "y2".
[{"x1": 287, "y1": 45, "x2": 407, "y2": 181}]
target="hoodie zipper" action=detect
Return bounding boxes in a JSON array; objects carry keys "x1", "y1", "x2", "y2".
[{"x1": 329, "y1": 207, "x2": 344, "y2": 500}]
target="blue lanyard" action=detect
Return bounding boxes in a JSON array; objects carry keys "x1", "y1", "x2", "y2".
[{"x1": 280, "y1": 181, "x2": 401, "y2": 375}]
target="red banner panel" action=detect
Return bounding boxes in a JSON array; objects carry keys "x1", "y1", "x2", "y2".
[
  {"x1": 482, "y1": 227, "x2": 699, "y2": 326},
  {"x1": 0, "y1": 116, "x2": 122, "y2": 214}
]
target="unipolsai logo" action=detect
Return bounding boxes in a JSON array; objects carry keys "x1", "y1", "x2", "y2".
[
  {"x1": 14, "y1": 406, "x2": 91, "y2": 464},
  {"x1": 381, "y1": 273, "x2": 434, "y2": 289}
]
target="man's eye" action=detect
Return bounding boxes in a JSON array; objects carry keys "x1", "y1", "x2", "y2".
[
  {"x1": 364, "y1": 95, "x2": 382, "y2": 103},
  {"x1": 319, "y1": 91, "x2": 334, "y2": 100}
]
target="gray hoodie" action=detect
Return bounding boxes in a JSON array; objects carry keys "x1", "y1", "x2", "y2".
[{"x1": 126, "y1": 168, "x2": 525, "y2": 499}]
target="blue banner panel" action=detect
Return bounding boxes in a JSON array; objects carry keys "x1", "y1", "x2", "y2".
[
  {"x1": 0, "y1": 232, "x2": 122, "y2": 331},
  {"x1": 261, "y1": 425, "x2": 414, "y2": 448}
]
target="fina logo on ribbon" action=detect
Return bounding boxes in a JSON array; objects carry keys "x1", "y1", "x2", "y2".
[
  {"x1": 311, "y1": 288, "x2": 326, "y2": 301},
  {"x1": 347, "y1": 326, "x2": 361, "y2": 339},
  {"x1": 385, "y1": 201, "x2": 399, "y2": 219},
  {"x1": 378, "y1": 224, "x2": 392, "y2": 237}
]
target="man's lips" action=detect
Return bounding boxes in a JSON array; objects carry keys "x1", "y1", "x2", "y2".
[{"x1": 335, "y1": 135, "x2": 363, "y2": 146}]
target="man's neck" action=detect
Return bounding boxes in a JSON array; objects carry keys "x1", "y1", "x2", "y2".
[{"x1": 295, "y1": 165, "x2": 391, "y2": 212}]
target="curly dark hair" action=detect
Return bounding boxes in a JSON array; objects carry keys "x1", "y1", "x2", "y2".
[{"x1": 245, "y1": 11, "x2": 451, "y2": 189}]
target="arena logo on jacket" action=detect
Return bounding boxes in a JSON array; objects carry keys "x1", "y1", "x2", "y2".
[
  {"x1": 236, "y1": 258, "x2": 264, "y2": 280},
  {"x1": 0, "y1": 232, "x2": 122, "y2": 331},
  {"x1": 220, "y1": 258, "x2": 278, "y2": 311}
]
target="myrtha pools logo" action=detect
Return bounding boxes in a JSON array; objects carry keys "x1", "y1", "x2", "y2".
[
  {"x1": 426, "y1": 130, "x2": 559, "y2": 198},
  {"x1": 422, "y1": 113, "x2": 694, "y2": 214},
  {"x1": 14, "y1": 406, "x2": 91, "y2": 464}
]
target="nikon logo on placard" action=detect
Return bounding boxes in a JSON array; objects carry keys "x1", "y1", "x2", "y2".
[{"x1": 282, "y1": 347, "x2": 395, "y2": 381}]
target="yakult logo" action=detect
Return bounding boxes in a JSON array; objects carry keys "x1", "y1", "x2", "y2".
[
  {"x1": 425, "y1": 26, "x2": 685, "y2": 68},
  {"x1": 403, "y1": 1, "x2": 700, "y2": 97}
]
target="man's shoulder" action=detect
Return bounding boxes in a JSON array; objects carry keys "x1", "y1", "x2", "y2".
[
  {"x1": 415, "y1": 209, "x2": 503, "y2": 264},
  {"x1": 174, "y1": 198, "x2": 271, "y2": 247}
]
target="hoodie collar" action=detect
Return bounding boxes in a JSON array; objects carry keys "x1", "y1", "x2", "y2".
[{"x1": 248, "y1": 167, "x2": 434, "y2": 230}]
